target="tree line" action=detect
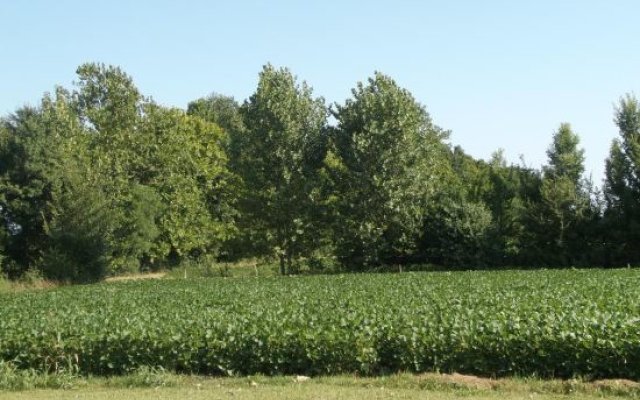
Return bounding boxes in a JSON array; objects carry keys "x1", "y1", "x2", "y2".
[{"x1": 0, "y1": 63, "x2": 638, "y2": 281}]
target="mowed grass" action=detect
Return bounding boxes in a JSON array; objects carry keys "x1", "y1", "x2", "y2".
[
  {"x1": 1, "y1": 373, "x2": 639, "y2": 400},
  {"x1": 0, "y1": 269, "x2": 639, "y2": 380}
]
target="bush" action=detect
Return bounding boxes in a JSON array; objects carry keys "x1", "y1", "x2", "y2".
[
  {"x1": 108, "y1": 184, "x2": 163, "y2": 276},
  {"x1": 420, "y1": 196, "x2": 492, "y2": 268},
  {"x1": 41, "y1": 184, "x2": 113, "y2": 283}
]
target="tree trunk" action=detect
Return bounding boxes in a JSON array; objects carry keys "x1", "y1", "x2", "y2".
[
  {"x1": 286, "y1": 250, "x2": 293, "y2": 275},
  {"x1": 279, "y1": 254, "x2": 286, "y2": 276}
]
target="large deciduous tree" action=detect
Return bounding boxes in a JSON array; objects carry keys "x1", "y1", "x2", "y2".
[
  {"x1": 235, "y1": 64, "x2": 327, "y2": 274},
  {"x1": 75, "y1": 63, "x2": 235, "y2": 270},
  {"x1": 330, "y1": 72, "x2": 448, "y2": 269},
  {"x1": 73, "y1": 63, "x2": 161, "y2": 273},
  {"x1": 0, "y1": 87, "x2": 114, "y2": 281},
  {"x1": 138, "y1": 104, "x2": 235, "y2": 262}
]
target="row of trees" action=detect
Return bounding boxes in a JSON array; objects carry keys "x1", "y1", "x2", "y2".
[{"x1": 1, "y1": 63, "x2": 638, "y2": 281}]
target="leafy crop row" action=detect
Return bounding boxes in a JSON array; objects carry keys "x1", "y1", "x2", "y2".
[{"x1": 0, "y1": 269, "x2": 639, "y2": 378}]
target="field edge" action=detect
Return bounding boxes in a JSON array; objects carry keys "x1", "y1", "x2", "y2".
[{"x1": 0, "y1": 371, "x2": 639, "y2": 398}]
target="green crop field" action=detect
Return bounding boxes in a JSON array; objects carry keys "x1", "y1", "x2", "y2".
[{"x1": 0, "y1": 269, "x2": 639, "y2": 379}]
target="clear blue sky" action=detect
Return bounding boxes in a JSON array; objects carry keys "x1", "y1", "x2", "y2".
[{"x1": 2, "y1": 0, "x2": 639, "y2": 184}]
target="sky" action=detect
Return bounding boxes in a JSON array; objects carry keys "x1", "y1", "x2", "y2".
[{"x1": 1, "y1": 0, "x2": 639, "y2": 184}]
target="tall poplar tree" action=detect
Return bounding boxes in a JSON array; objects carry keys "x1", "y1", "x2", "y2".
[
  {"x1": 532, "y1": 123, "x2": 590, "y2": 265},
  {"x1": 330, "y1": 72, "x2": 448, "y2": 269},
  {"x1": 236, "y1": 65, "x2": 327, "y2": 274},
  {"x1": 604, "y1": 95, "x2": 640, "y2": 264}
]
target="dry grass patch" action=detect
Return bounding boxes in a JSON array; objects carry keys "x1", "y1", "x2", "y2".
[
  {"x1": 0, "y1": 275, "x2": 59, "y2": 294},
  {"x1": 2, "y1": 373, "x2": 638, "y2": 400},
  {"x1": 430, "y1": 373, "x2": 498, "y2": 390},
  {"x1": 593, "y1": 379, "x2": 640, "y2": 389},
  {"x1": 105, "y1": 272, "x2": 166, "y2": 282}
]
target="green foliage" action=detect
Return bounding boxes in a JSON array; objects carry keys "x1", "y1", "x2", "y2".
[
  {"x1": 528, "y1": 124, "x2": 591, "y2": 266},
  {"x1": 440, "y1": 147, "x2": 541, "y2": 267},
  {"x1": 614, "y1": 95, "x2": 640, "y2": 178},
  {"x1": 234, "y1": 64, "x2": 327, "y2": 274},
  {"x1": 0, "y1": 87, "x2": 95, "y2": 277},
  {"x1": 603, "y1": 95, "x2": 640, "y2": 265},
  {"x1": 135, "y1": 105, "x2": 235, "y2": 262},
  {"x1": 109, "y1": 184, "x2": 163, "y2": 274},
  {"x1": 604, "y1": 95, "x2": 640, "y2": 265},
  {"x1": 544, "y1": 123, "x2": 585, "y2": 184},
  {"x1": 75, "y1": 63, "x2": 235, "y2": 267},
  {"x1": 479, "y1": 151, "x2": 542, "y2": 265},
  {"x1": 420, "y1": 191, "x2": 492, "y2": 268},
  {"x1": 74, "y1": 63, "x2": 142, "y2": 134},
  {"x1": 330, "y1": 72, "x2": 448, "y2": 269},
  {"x1": 605, "y1": 139, "x2": 631, "y2": 213},
  {"x1": 3, "y1": 62, "x2": 640, "y2": 275},
  {"x1": 0, "y1": 238, "x2": 4, "y2": 274},
  {"x1": 0, "y1": 63, "x2": 235, "y2": 280},
  {"x1": 186, "y1": 94, "x2": 245, "y2": 199},
  {"x1": 0, "y1": 361, "x2": 78, "y2": 391},
  {"x1": 449, "y1": 146, "x2": 493, "y2": 204},
  {"x1": 0, "y1": 270, "x2": 639, "y2": 379},
  {"x1": 41, "y1": 179, "x2": 114, "y2": 282},
  {"x1": 187, "y1": 93, "x2": 244, "y2": 140},
  {"x1": 424, "y1": 146, "x2": 498, "y2": 268}
]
